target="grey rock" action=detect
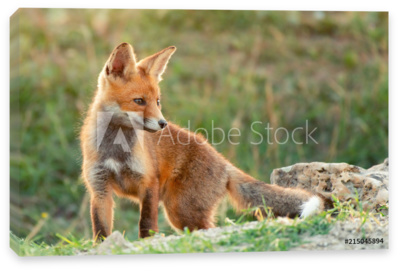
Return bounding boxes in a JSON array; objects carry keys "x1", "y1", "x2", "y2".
[{"x1": 270, "y1": 159, "x2": 389, "y2": 211}]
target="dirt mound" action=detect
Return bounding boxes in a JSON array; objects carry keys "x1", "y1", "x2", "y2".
[{"x1": 292, "y1": 216, "x2": 388, "y2": 251}]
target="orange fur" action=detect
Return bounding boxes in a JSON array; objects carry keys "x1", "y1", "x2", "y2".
[{"x1": 80, "y1": 43, "x2": 327, "y2": 241}]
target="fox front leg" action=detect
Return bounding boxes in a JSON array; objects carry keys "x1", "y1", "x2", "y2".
[
  {"x1": 90, "y1": 186, "x2": 114, "y2": 242},
  {"x1": 139, "y1": 187, "x2": 159, "y2": 238}
]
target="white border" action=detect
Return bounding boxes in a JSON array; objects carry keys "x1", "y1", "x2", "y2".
[{"x1": 2, "y1": 1, "x2": 397, "y2": 272}]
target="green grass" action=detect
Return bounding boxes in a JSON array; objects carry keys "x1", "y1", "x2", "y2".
[
  {"x1": 11, "y1": 213, "x2": 329, "y2": 256},
  {"x1": 10, "y1": 9, "x2": 388, "y2": 248},
  {"x1": 11, "y1": 200, "x2": 387, "y2": 256}
]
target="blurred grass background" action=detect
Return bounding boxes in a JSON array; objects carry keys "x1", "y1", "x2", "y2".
[{"x1": 10, "y1": 9, "x2": 388, "y2": 244}]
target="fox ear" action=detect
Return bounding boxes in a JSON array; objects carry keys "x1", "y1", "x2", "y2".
[
  {"x1": 105, "y1": 43, "x2": 137, "y2": 80},
  {"x1": 137, "y1": 46, "x2": 176, "y2": 81}
]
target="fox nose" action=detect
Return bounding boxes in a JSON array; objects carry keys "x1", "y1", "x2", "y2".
[{"x1": 158, "y1": 119, "x2": 168, "y2": 129}]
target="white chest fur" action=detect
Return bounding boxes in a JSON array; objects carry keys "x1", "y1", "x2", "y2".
[{"x1": 103, "y1": 155, "x2": 146, "y2": 176}]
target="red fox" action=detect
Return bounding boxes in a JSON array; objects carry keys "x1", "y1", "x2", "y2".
[{"x1": 80, "y1": 42, "x2": 330, "y2": 241}]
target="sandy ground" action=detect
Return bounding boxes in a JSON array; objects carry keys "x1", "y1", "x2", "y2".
[
  {"x1": 291, "y1": 216, "x2": 389, "y2": 251},
  {"x1": 89, "y1": 215, "x2": 388, "y2": 254}
]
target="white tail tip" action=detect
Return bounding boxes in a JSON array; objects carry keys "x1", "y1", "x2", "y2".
[{"x1": 300, "y1": 196, "x2": 322, "y2": 218}]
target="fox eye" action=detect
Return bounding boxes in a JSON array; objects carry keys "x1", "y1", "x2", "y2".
[
  {"x1": 133, "y1": 98, "x2": 145, "y2": 105},
  {"x1": 157, "y1": 99, "x2": 160, "y2": 106}
]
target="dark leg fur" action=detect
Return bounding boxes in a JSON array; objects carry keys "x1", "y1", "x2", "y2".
[{"x1": 139, "y1": 188, "x2": 159, "y2": 238}]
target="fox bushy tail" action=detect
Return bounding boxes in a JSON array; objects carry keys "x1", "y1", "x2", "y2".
[{"x1": 226, "y1": 165, "x2": 326, "y2": 218}]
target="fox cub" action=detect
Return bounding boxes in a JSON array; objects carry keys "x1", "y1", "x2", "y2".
[{"x1": 80, "y1": 42, "x2": 328, "y2": 241}]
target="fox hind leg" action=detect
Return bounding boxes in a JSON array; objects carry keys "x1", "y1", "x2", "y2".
[{"x1": 163, "y1": 202, "x2": 216, "y2": 232}]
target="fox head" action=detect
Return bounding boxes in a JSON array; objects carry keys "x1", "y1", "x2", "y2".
[{"x1": 97, "y1": 42, "x2": 176, "y2": 132}]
